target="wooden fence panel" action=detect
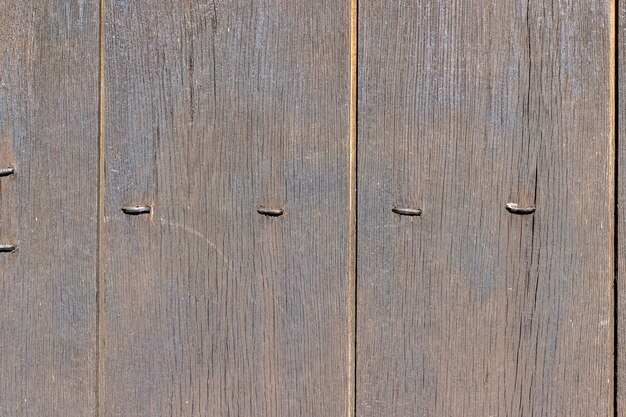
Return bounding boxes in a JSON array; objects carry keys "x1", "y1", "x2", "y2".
[{"x1": 1, "y1": 1, "x2": 620, "y2": 415}]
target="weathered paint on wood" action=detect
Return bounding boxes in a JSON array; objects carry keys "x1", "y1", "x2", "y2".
[
  {"x1": 102, "y1": 1, "x2": 351, "y2": 416},
  {"x1": 0, "y1": 0, "x2": 99, "y2": 415},
  {"x1": 357, "y1": 1, "x2": 614, "y2": 416}
]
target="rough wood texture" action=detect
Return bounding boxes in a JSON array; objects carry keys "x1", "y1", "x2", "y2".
[
  {"x1": 615, "y1": 0, "x2": 626, "y2": 417},
  {"x1": 357, "y1": 1, "x2": 614, "y2": 416},
  {"x1": 102, "y1": 1, "x2": 350, "y2": 416},
  {"x1": 0, "y1": 1, "x2": 99, "y2": 416}
]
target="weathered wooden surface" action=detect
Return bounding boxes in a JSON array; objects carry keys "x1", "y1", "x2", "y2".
[
  {"x1": 0, "y1": 1, "x2": 620, "y2": 415},
  {"x1": 357, "y1": 1, "x2": 614, "y2": 416},
  {"x1": 618, "y1": 0, "x2": 625, "y2": 414},
  {"x1": 102, "y1": 1, "x2": 351, "y2": 416},
  {"x1": 0, "y1": 1, "x2": 99, "y2": 415}
]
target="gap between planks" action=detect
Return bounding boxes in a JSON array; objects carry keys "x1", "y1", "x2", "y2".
[
  {"x1": 612, "y1": 0, "x2": 618, "y2": 415},
  {"x1": 348, "y1": 0, "x2": 358, "y2": 416},
  {"x1": 96, "y1": 0, "x2": 105, "y2": 415}
]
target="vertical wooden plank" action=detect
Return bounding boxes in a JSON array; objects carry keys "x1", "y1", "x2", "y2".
[
  {"x1": 102, "y1": 1, "x2": 350, "y2": 416},
  {"x1": 0, "y1": 1, "x2": 99, "y2": 416},
  {"x1": 618, "y1": 0, "x2": 626, "y2": 413},
  {"x1": 357, "y1": 1, "x2": 613, "y2": 416}
]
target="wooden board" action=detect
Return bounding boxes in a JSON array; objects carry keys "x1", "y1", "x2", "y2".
[
  {"x1": 357, "y1": 1, "x2": 614, "y2": 416},
  {"x1": 618, "y1": 0, "x2": 625, "y2": 413},
  {"x1": 101, "y1": 1, "x2": 351, "y2": 416},
  {"x1": 0, "y1": 0, "x2": 99, "y2": 415}
]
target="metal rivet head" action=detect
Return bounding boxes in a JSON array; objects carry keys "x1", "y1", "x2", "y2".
[
  {"x1": 506, "y1": 203, "x2": 535, "y2": 215},
  {"x1": 121, "y1": 205, "x2": 151, "y2": 215},
  {"x1": 0, "y1": 244, "x2": 17, "y2": 253},
  {"x1": 257, "y1": 207, "x2": 284, "y2": 217},
  {"x1": 0, "y1": 167, "x2": 15, "y2": 177},
  {"x1": 392, "y1": 207, "x2": 422, "y2": 216}
]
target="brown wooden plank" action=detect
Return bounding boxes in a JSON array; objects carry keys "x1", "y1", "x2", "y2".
[
  {"x1": 618, "y1": 0, "x2": 626, "y2": 413},
  {"x1": 102, "y1": 1, "x2": 351, "y2": 416},
  {"x1": 357, "y1": 1, "x2": 614, "y2": 416},
  {"x1": 0, "y1": 1, "x2": 99, "y2": 415}
]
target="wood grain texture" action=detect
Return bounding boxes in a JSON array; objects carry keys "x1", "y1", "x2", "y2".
[
  {"x1": 357, "y1": 1, "x2": 614, "y2": 416},
  {"x1": 102, "y1": 1, "x2": 350, "y2": 416},
  {"x1": 618, "y1": 0, "x2": 626, "y2": 413},
  {"x1": 0, "y1": 1, "x2": 99, "y2": 416}
]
